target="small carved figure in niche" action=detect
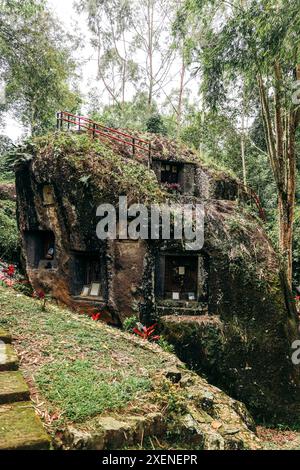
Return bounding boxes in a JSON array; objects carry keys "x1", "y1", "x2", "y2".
[
  {"x1": 43, "y1": 185, "x2": 55, "y2": 205},
  {"x1": 46, "y1": 246, "x2": 54, "y2": 260}
]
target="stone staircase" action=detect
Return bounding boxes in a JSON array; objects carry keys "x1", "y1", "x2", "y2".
[{"x1": 0, "y1": 327, "x2": 51, "y2": 450}]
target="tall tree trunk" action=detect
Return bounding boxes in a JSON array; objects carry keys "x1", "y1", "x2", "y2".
[
  {"x1": 257, "y1": 63, "x2": 297, "y2": 287},
  {"x1": 241, "y1": 100, "x2": 247, "y2": 186},
  {"x1": 147, "y1": 0, "x2": 154, "y2": 109},
  {"x1": 176, "y1": 47, "x2": 185, "y2": 134},
  {"x1": 278, "y1": 192, "x2": 294, "y2": 284}
]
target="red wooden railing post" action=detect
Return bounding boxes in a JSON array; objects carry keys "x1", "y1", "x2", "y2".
[
  {"x1": 56, "y1": 111, "x2": 156, "y2": 162},
  {"x1": 148, "y1": 142, "x2": 152, "y2": 169}
]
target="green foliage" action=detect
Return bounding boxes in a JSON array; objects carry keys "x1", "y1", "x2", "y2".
[
  {"x1": 146, "y1": 114, "x2": 167, "y2": 135},
  {"x1": 180, "y1": 109, "x2": 241, "y2": 170},
  {"x1": 32, "y1": 131, "x2": 165, "y2": 204},
  {"x1": 123, "y1": 315, "x2": 139, "y2": 332},
  {"x1": 89, "y1": 92, "x2": 159, "y2": 131},
  {"x1": 157, "y1": 336, "x2": 175, "y2": 354},
  {"x1": 158, "y1": 381, "x2": 187, "y2": 416},
  {"x1": 0, "y1": 0, "x2": 81, "y2": 135},
  {"x1": 0, "y1": 200, "x2": 19, "y2": 262}
]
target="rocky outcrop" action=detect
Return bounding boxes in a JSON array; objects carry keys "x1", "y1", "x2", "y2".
[
  {"x1": 159, "y1": 200, "x2": 300, "y2": 421},
  {"x1": 55, "y1": 356, "x2": 260, "y2": 450}
]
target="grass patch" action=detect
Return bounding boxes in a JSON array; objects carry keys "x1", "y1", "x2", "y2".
[{"x1": 36, "y1": 360, "x2": 151, "y2": 422}]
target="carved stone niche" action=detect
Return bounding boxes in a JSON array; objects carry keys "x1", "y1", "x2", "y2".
[
  {"x1": 69, "y1": 251, "x2": 106, "y2": 300},
  {"x1": 151, "y1": 160, "x2": 196, "y2": 195},
  {"x1": 156, "y1": 253, "x2": 208, "y2": 303},
  {"x1": 42, "y1": 185, "x2": 55, "y2": 206},
  {"x1": 24, "y1": 230, "x2": 56, "y2": 269}
]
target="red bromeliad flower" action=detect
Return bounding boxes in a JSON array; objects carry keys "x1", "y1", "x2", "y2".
[
  {"x1": 92, "y1": 312, "x2": 102, "y2": 321},
  {"x1": 33, "y1": 290, "x2": 45, "y2": 300},
  {"x1": 2, "y1": 264, "x2": 15, "y2": 277},
  {"x1": 133, "y1": 323, "x2": 160, "y2": 341}
]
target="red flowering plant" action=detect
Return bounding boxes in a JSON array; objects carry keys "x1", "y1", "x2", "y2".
[
  {"x1": 0, "y1": 261, "x2": 34, "y2": 296},
  {"x1": 92, "y1": 312, "x2": 102, "y2": 321},
  {"x1": 0, "y1": 262, "x2": 17, "y2": 288},
  {"x1": 32, "y1": 290, "x2": 51, "y2": 311},
  {"x1": 132, "y1": 322, "x2": 160, "y2": 342},
  {"x1": 162, "y1": 182, "x2": 182, "y2": 194}
]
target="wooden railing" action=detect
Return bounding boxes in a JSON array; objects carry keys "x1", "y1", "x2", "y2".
[{"x1": 56, "y1": 111, "x2": 152, "y2": 163}]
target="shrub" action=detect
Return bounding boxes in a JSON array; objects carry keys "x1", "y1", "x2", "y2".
[
  {"x1": 123, "y1": 315, "x2": 139, "y2": 332},
  {"x1": 0, "y1": 202, "x2": 19, "y2": 262},
  {"x1": 158, "y1": 337, "x2": 175, "y2": 354}
]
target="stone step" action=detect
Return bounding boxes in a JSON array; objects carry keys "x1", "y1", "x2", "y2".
[
  {"x1": 0, "y1": 401, "x2": 51, "y2": 450},
  {"x1": 0, "y1": 344, "x2": 19, "y2": 371},
  {"x1": 157, "y1": 305, "x2": 209, "y2": 317},
  {"x1": 0, "y1": 328, "x2": 12, "y2": 344},
  {"x1": 0, "y1": 371, "x2": 30, "y2": 404}
]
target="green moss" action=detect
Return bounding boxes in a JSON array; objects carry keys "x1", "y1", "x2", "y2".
[
  {"x1": 0, "y1": 371, "x2": 30, "y2": 403},
  {"x1": 0, "y1": 401, "x2": 50, "y2": 450},
  {"x1": 32, "y1": 132, "x2": 165, "y2": 205}
]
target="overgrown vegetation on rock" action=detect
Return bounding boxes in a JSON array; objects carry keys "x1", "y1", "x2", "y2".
[{"x1": 0, "y1": 286, "x2": 260, "y2": 450}]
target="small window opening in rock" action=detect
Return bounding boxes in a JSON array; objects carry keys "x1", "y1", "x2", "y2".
[
  {"x1": 24, "y1": 231, "x2": 56, "y2": 269},
  {"x1": 164, "y1": 255, "x2": 198, "y2": 301},
  {"x1": 70, "y1": 252, "x2": 104, "y2": 300},
  {"x1": 160, "y1": 163, "x2": 182, "y2": 184}
]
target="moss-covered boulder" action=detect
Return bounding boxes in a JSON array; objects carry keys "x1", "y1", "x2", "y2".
[{"x1": 14, "y1": 131, "x2": 300, "y2": 422}]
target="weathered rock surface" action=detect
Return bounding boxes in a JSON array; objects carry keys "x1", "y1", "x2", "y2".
[
  {"x1": 0, "y1": 401, "x2": 50, "y2": 450},
  {"x1": 0, "y1": 183, "x2": 16, "y2": 201},
  {"x1": 0, "y1": 344, "x2": 19, "y2": 371},
  {"x1": 0, "y1": 371, "x2": 30, "y2": 404},
  {"x1": 56, "y1": 366, "x2": 260, "y2": 450},
  {"x1": 0, "y1": 327, "x2": 12, "y2": 344}
]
